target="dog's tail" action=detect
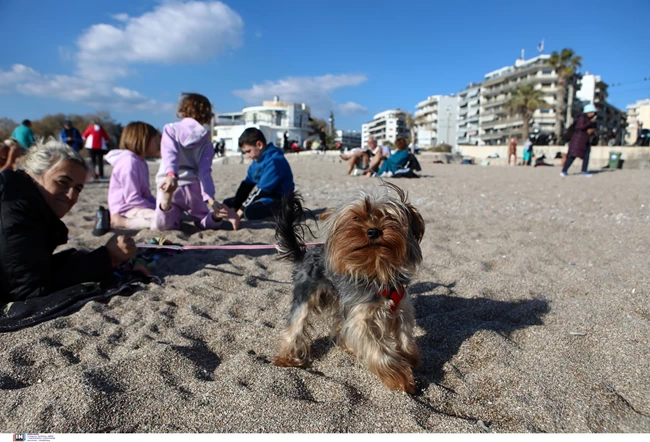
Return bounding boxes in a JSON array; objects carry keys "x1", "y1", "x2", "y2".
[{"x1": 275, "y1": 191, "x2": 310, "y2": 262}]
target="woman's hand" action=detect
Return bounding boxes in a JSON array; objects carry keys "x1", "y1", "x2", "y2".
[{"x1": 106, "y1": 234, "x2": 136, "y2": 266}]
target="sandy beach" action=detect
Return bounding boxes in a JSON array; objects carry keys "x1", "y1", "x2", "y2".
[{"x1": 1, "y1": 153, "x2": 649, "y2": 433}]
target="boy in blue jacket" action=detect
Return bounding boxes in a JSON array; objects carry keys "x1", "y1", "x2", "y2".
[{"x1": 224, "y1": 128, "x2": 295, "y2": 221}]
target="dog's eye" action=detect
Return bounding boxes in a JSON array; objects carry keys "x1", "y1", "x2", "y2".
[{"x1": 353, "y1": 216, "x2": 360, "y2": 221}]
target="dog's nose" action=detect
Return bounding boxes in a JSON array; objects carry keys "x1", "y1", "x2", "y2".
[{"x1": 367, "y1": 228, "x2": 382, "y2": 239}]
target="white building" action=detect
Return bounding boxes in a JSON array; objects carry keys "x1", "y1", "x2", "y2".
[
  {"x1": 625, "y1": 98, "x2": 650, "y2": 145},
  {"x1": 479, "y1": 54, "x2": 561, "y2": 145},
  {"x1": 457, "y1": 83, "x2": 481, "y2": 145},
  {"x1": 334, "y1": 130, "x2": 362, "y2": 149},
  {"x1": 414, "y1": 95, "x2": 458, "y2": 147},
  {"x1": 212, "y1": 96, "x2": 312, "y2": 153},
  {"x1": 361, "y1": 109, "x2": 409, "y2": 148}
]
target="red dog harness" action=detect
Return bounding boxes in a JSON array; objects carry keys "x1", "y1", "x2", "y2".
[{"x1": 378, "y1": 286, "x2": 406, "y2": 312}]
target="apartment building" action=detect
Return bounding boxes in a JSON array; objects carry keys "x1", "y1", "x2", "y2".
[
  {"x1": 413, "y1": 95, "x2": 458, "y2": 147},
  {"x1": 334, "y1": 129, "x2": 362, "y2": 149},
  {"x1": 361, "y1": 109, "x2": 409, "y2": 148},
  {"x1": 479, "y1": 55, "x2": 562, "y2": 145},
  {"x1": 625, "y1": 98, "x2": 650, "y2": 145},
  {"x1": 212, "y1": 96, "x2": 311, "y2": 153},
  {"x1": 456, "y1": 83, "x2": 481, "y2": 145}
]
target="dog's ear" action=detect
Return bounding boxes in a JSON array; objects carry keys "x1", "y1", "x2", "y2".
[
  {"x1": 318, "y1": 209, "x2": 334, "y2": 221},
  {"x1": 407, "y1": 204, "x2": 425, "y2": 243}
]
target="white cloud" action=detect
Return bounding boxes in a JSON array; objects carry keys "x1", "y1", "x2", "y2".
[
  {"x1": 337, "y1": 101, "x2": 368, "y2": 116},
  {"x1": 233, "y1": 74, "x2": 368, "y2": 117},
  {"x1": 0, "y1": 2, "x2": 244, "y2": 115},
  {"x1": 0, "y1": 64, "x2": 174, "y2": 113},
  {"x1": 78, "y1": 1, "x2": 244, "y2": 81}
]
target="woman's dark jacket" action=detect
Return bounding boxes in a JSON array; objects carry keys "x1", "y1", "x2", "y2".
[{"x1": 0, "y1": 170, "x2": 113, "y2": 305}]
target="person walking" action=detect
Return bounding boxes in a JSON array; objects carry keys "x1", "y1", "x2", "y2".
[
  {"x1": 560, "y1": 104, "x2": 597, "y2": 177},
  {"x1": 59, "y1": 120, "x2": 83, "y2": 152},
  {"x1": 11, "y1": 120, "x2": 36, "y2": 149},
  {"x1": 82, "y1": 119, "x2": 111, "y2": 179}
]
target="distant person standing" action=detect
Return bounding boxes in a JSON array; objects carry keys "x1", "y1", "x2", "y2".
[
  {"x1": 11, "y1": 120, "x2": 36, "y2": 150},
  {"x1": 507, "y1": 136, "x2": 518, "y2": 166},
  {"x1": 283, "y1": 131, "x2": 290, "y2": 153},
  {"x1": 82, "y1": 119, "x2": 110, "y2": 179},
  {"x1": 560, "y1": 104, "x2": 597, "y2": 177},
  {"x1": 59, "y1": 120, "x2": 83, "y2": 152},
  {"x1": 523, "y1": 137, "x2": 534, "y2": 166},
  {"x1": 318, "y1": 127, "x2": 327, "y2": 153}
]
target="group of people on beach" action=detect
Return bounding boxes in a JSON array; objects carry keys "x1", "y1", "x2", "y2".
[{"x1": 0, "y1": 93, "x2": 295, "y2": 308}]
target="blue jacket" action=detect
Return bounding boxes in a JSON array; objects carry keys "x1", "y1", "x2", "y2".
[
  {"x1": 59, "y1": 127, "x2": 83, "y2": 151},
  {"x1": 232, "y1": 144, "x2": 294, "y2": 209},
  {"x1": 11, "y1": 124, "x2": 35, "y2": 149},
  {"x1": 377, "y1": 149, "x2": 410, "y2": 176}
]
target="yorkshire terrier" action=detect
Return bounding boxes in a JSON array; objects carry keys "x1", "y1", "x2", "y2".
[{"x1": 273, "y1": 182, "x2": 425, "y2": 393}]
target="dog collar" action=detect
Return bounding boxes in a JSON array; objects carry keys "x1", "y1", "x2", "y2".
[{"x1": 377, "y1": 286, "x2": 405, "y2": 312}]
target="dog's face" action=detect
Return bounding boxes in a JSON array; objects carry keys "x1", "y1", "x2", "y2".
[{"x1": 322, "y1": 182, "x2": 424, "y2": 286}]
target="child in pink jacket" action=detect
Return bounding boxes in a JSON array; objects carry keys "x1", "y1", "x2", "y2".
[
  {"x1": 106, "y1": 122, "x2": 159, "y2": 230},
  {"x1": 154, "y1": 93, "x2": 238, "y2": 231}
]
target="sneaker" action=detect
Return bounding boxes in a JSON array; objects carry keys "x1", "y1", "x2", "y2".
[
  {"x1": 559, "y1": 172, "x2": 568, "y2": 177},
  {"x1": 92, "y1": 206, "x2": 111, "y2": 236},
  {"x1": 580, "y1": 172, "x2": 593, "y2": 177}
]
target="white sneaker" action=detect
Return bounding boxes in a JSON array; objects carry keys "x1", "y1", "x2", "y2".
[
  {"x1": 559, "y1": 172, "x2": 568, "y2": 177},
  {"x1": 581, "y1": 172, "x2": 593, "y2": 177}
]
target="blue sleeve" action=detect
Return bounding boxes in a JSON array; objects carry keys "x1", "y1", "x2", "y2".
[
  {"x1": 257, "y1": 157, "x2": 287, "y2": 193},
  {"x1": 59, "y1": 129, "x2": 68, "y2": 143}
]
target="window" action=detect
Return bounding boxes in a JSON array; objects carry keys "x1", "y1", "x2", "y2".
[
  {"x1": 542, "y1": 69, "x2": 553, "y2": 75},
  {"x1": 540, "y1": 109, "x2": 551, "y2": 113}
]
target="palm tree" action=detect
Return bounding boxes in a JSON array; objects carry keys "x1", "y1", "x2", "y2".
[
  {"x1": 505, "y1": 83, "x2": 549, "y2": 141},
  {"x1": 405, "y1": 113, "x2": 421, "y2": 154},
  {"x1": 548, "y1": 48, "x2": 583, "y2": 140}
]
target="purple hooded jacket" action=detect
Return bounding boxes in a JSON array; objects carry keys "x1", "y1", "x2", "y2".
[
  {"x1": 155, "y1": 118, "x2": 215, "y2": 202},
  {"x1": 106, "y1": 149, "x2": 156, "y2": 215}
]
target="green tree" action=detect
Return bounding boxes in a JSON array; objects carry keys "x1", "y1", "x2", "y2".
[
  {"x1": 405, "y1": 113, "x2": 423, "y2": 154},
  {"x1": 505, "y1": 83, "x2": 549, "y2": 141},
  {"x1": 548, "y1": 48, "x2": 582, "y2": 139},
  {"x1": 0, "y1": 117, "x2": 17, "y2": 142}
]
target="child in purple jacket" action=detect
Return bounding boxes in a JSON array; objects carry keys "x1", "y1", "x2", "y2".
[
  {"x1": 153, "y1": 93, "x2": 238, "y2": 231},
  {"x1": 106, "y1": 122, "x2": 160, "y2": 230}
]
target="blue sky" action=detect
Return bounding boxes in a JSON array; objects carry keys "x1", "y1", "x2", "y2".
[{"x1": 1, "y1": 0, "x2": 649, "y2": 131}]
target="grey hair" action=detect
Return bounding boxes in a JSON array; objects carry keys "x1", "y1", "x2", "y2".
[{"x1": 18, "y1": 140, "x2": 89, "y2": 177}]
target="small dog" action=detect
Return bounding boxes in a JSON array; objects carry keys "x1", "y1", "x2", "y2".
[{"x1": 273, "y1": 182, "x2": 425, "y2": 393}]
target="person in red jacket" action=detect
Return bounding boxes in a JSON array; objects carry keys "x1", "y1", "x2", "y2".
[{"x1": 82, "y1": 119, "x2": 111, "y2": 179}]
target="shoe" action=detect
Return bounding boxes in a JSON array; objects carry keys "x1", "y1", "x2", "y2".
[
  {"x1": 580, "y1": 172, "x2": 593, "y2": 177},
  {"x1": 559, "y1": 172, "x2": 568, "y2": 177},
  {"x1": 92, "y1": 206, "x2": 111, "y2": 236}
]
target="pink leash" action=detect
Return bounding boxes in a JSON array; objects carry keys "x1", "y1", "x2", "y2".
[{"x1": 136, "y1": 242, "x2": 324, "y2": 251}]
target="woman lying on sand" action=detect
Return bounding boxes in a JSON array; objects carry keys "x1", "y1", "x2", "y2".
[{"x1": 0, "y1": 141, "x2": 137, "y2": 306}]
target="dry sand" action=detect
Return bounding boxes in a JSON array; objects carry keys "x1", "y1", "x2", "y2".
[{"x1": 1, "y1": 153, "x2": 649, "y2": 433}]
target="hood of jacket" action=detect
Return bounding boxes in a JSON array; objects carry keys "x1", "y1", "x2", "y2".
[
  {"x1": 105, "y1": 149, "x2": 141, "y2": 166},
  {"x1": 170, "y1": 118, "x2": 209, "y2": 148}
]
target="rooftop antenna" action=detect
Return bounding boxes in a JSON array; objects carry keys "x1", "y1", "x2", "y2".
[
  {"x1": 520, "y1": 48, "x2": 525, "y2": 60},
  {"x1": 537, "y1": 39, "x2": 544, "y2": 54}
]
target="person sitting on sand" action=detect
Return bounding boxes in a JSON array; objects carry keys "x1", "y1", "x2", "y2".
[
  {"x1": 362, "y1": 136, "x2": 391, "y2": 177},
  {"x1": 106, "y1": 122, "x2": 160, "y2": 230},
  {"x1": 223, "y1": 127, "x2": 294, "y2": 222},
  {"x1": 153, "y1": 92, "x2": 238, "y2": 231},
  {"x1": 371, "y1": 136, "x2": 411, "y2": 177},
  {"x1": 0, "y1": 141, "x2": 137, "y2": 305}
]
